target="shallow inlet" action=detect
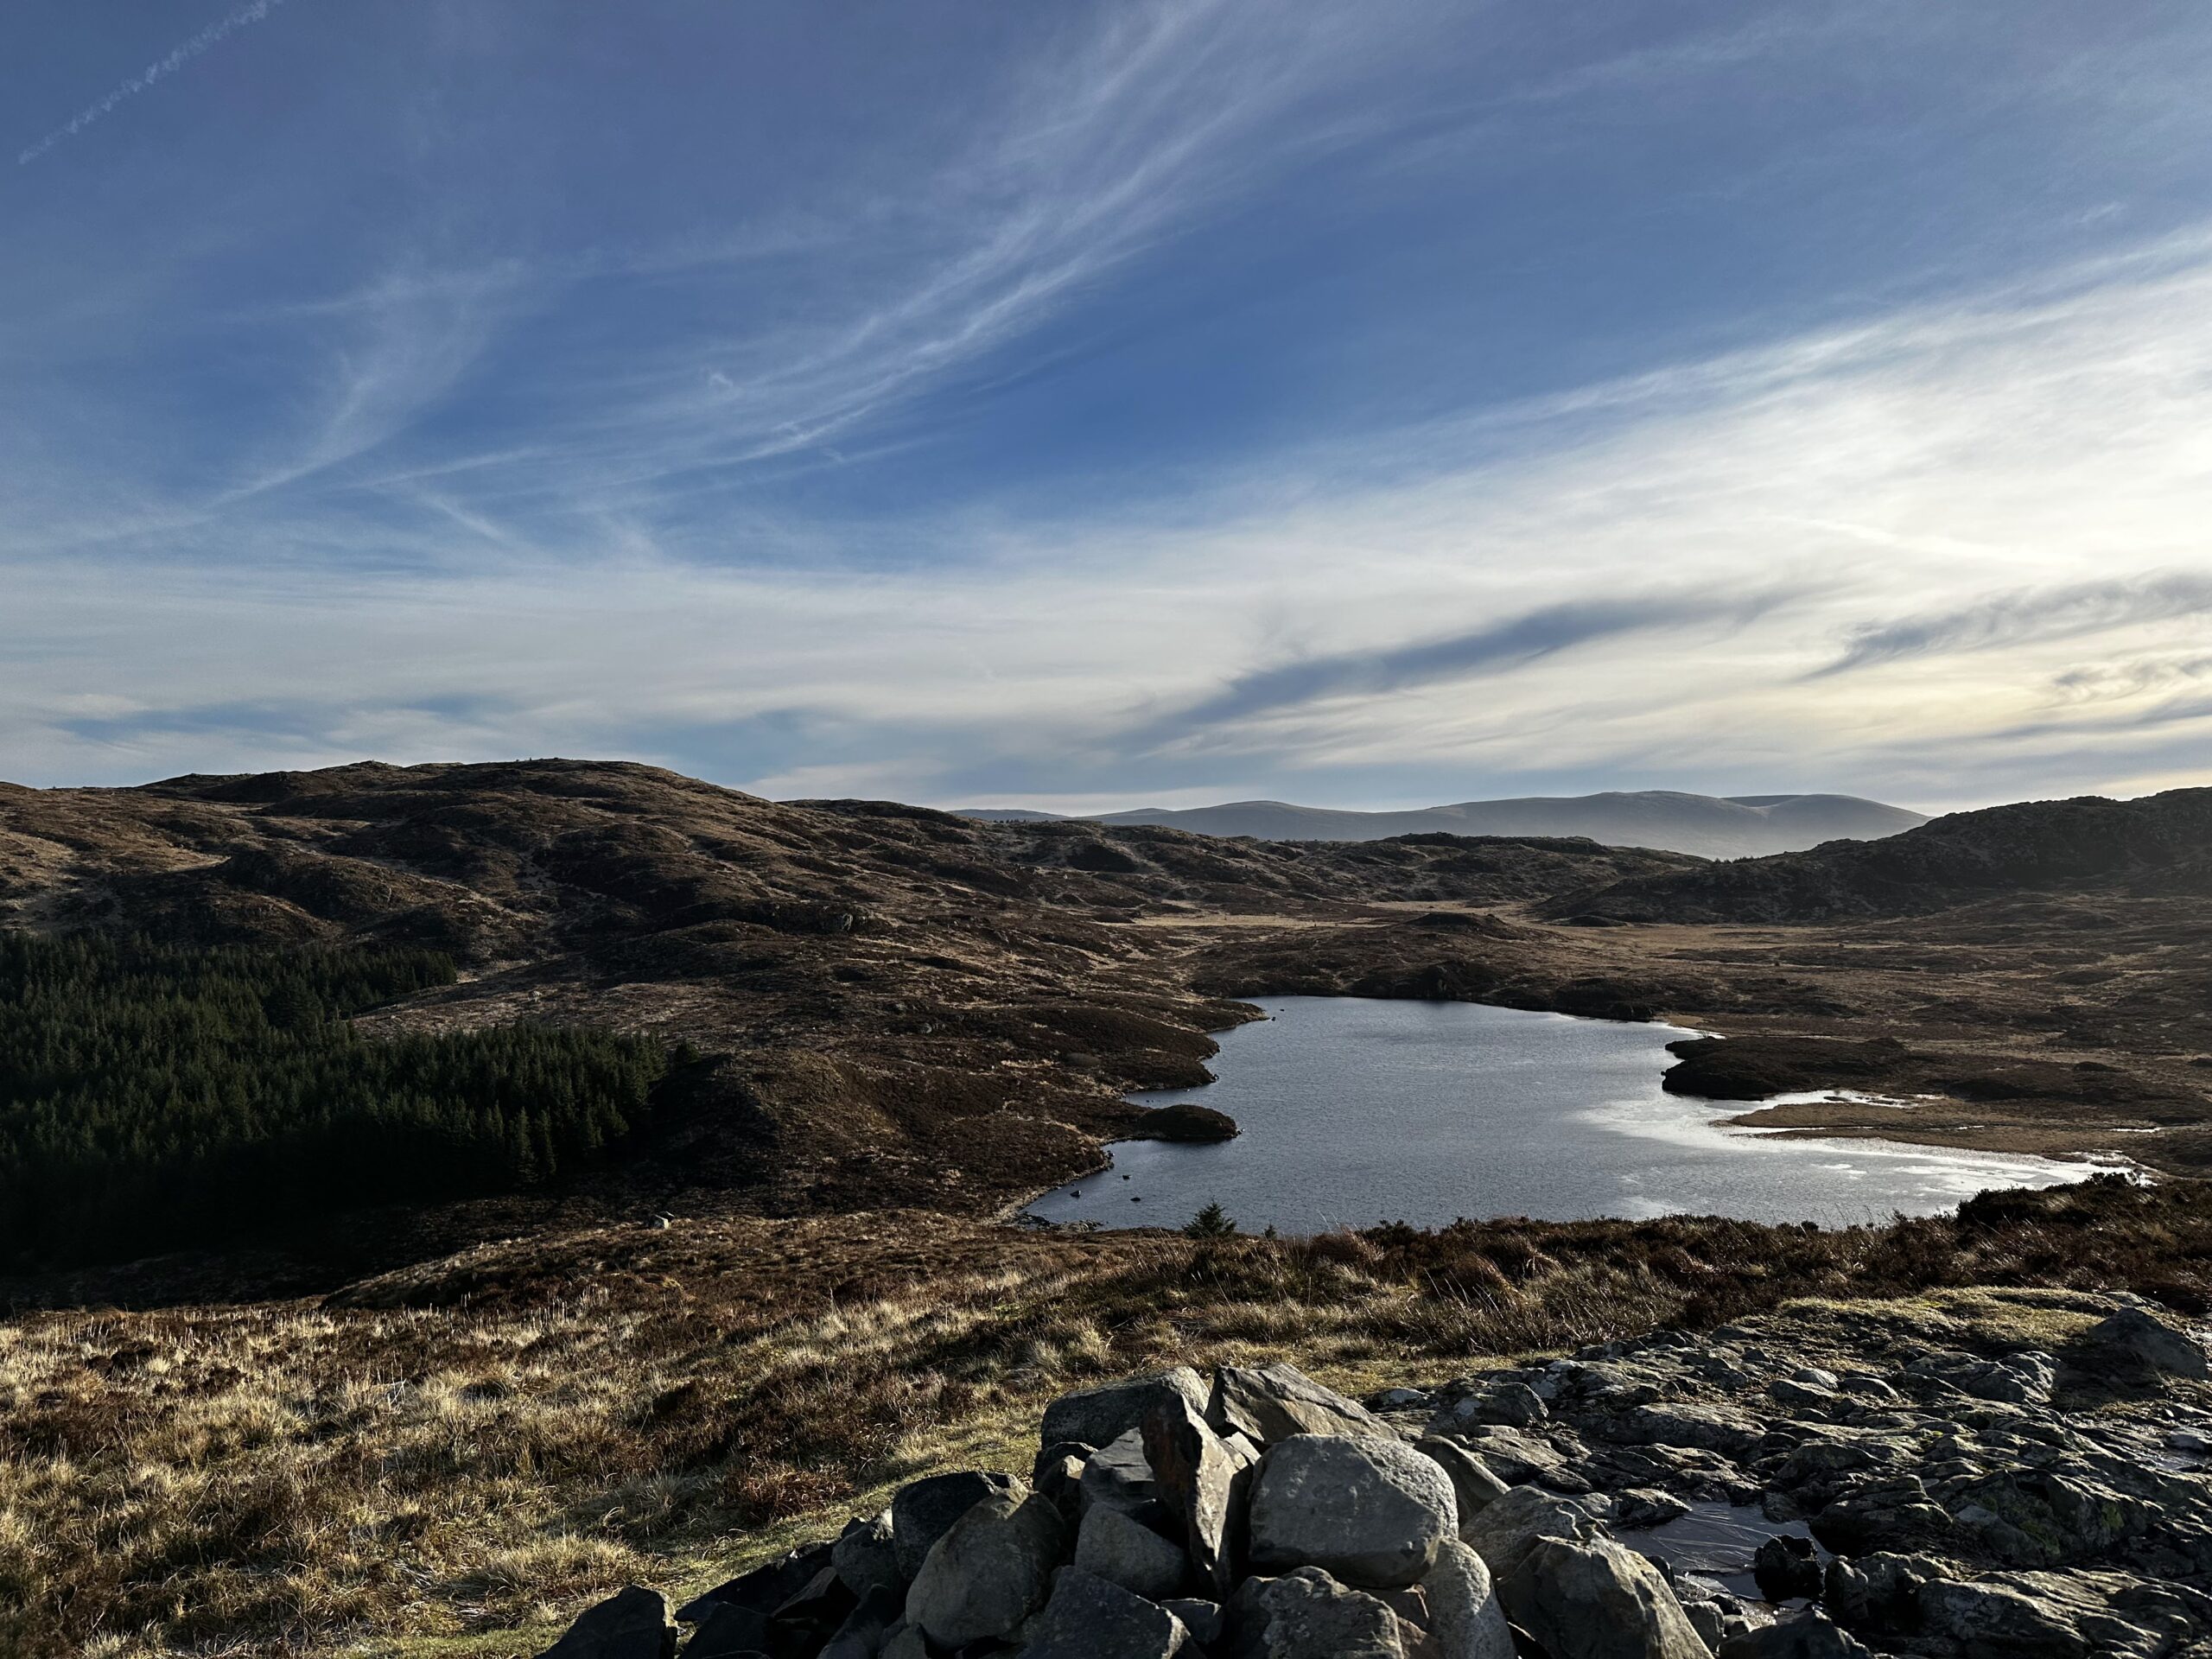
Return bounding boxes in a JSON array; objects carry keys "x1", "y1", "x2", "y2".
[{"x1": 1025, "y1": 996, "x2": 2120, "y2": 1234}]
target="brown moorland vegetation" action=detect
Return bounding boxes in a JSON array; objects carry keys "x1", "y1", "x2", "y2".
[{"x1": 3, "y1": 1176, "x2": 2208, "y2": 1657}]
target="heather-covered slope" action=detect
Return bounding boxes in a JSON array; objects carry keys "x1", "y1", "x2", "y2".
[{"x1": 1556, "y1": 788, "x2": 2212, "y2": 923}]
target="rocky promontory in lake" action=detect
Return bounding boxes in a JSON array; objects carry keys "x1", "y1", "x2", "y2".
[{"x1": 537, "y1": 1288, "x2": 2212, "y2": 1658}]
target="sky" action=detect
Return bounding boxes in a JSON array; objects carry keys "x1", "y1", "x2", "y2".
[{"x1": 5, "y1": 2, "x2": 2212, "y2": 813}]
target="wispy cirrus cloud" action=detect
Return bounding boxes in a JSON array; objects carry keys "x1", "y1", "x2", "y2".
[{"x1": 16, "y1": 0, "x2": 297, "y2": 167}]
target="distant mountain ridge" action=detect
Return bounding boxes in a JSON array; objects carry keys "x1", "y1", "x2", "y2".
[{"x1": 956, "y1": 790, "x2": 1926, "y2": 859}]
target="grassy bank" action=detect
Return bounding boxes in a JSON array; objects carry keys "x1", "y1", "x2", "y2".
[{"x1": 2, "y1": 1175, "x2": 2205, "y2": 1657}]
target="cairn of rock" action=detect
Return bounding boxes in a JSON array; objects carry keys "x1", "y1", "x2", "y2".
[{"x1": 537, "y1": 1294, "x2": 2212, "y2": 1658}]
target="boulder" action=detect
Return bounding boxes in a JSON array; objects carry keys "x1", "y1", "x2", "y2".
[
  {"x1": 1145, "y1": 1390, "x2": 1253, "y2": 1597},
  {"x1": 1821, "y1": 1552, "x2": 1939, "y2": 1638},
  {"x1": 1445, "y1": 1423, "x2": 1571, "y2": 1484},
  {"x1": 1945, "y1": 1467, "x2": 2153, "y2": 1569},
  {"x1": 1751, "y1": 1536, "x2": 1822, "y2": 1601},
  {"x1": 1045, "y1": 1368, "x2": 1211, "y2": 1452},
  {"x1": 1460, "y1": 1484, "x2": 1596, "y2": 1583},
  {"x1": 1607, "y1": 1402, "x2": 1767, "y2": 1459},
  {"x1": 1211, "y1": 1363, "x2": 1388, "y2": 1445},
  {"x1": 1444, "y1": 1382, "x2": 1550, "y2": 1430},
  {"x1": 1715, "y1": 1615, "x2": 1870, "y2": 1657},
  {"x1": 1915, "y1": 1569, "x2": 2209, "y2": 1658},
  {"x1": 1248, "y1": 1433, "x2": 1459, "y2": 1589},
  {"x1": 1497, "y1": 1535, "x2": 1712, "y2": 1659},
  {"x1": 1084, "y1": 1428, "x2": 1163, "y2": 1519},
  {"x1": 904, "y1": 1486, "x2": 1067, "y2": 1649},
  {"x1": 1076, "y1": 1504, "x2": 1189, "y2": 1602},
  {"x1": 762, "y1": 1565, "x2": 855, "y2": 1653},
  {"x1": 1614, "y1": 1490, "x2": 1692, "y2": 1530},
  {"x1": 1230, "y1": 1567, "x2": 1406, "y2": 1659},
  {"x1": 2076, "y1": 1308, "x2": 2211, "y2": 1382},
  {"x1": 1416, "y1": 1436, "x2": 1512, "y2": 1528},
  {"x1": 890, "y1": 1470, "x2": 1019, "y2": 1580},
  {"x1": 1019, "y1": 1566, "x2": 1192, "y2": 1659},
  {"x1": 820, "y1": 1585, "x2": 905, "y2": 1659},
  {"x1": 1421, "y1": 1539, "x2": 1516, "y2": 1659},
  {"x1": 679, "y1": 1600, "x2": 771, "y2": 1659},
  {"x1": 677, "y1": 1542, "x2": 834, "y2": 1624},
  {"x1": 537, "y1": 1586, "x2": 677, "y2": 1659},
  {"x1": 1163, "y1": 1597, "x2": 1226, "y2": 1648},
  {"x1": 833, "y1": 1510, "x2": 903, "y2": 1598}
]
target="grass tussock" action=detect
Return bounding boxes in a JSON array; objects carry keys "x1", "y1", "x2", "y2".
[{"x1": 2, "y1": 1176, "x2": 2206, "y2": 1657}]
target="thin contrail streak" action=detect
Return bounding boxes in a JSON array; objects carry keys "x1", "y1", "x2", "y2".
[{"x1": 16, "y1": 0, "x2": 296, "y2": 167}]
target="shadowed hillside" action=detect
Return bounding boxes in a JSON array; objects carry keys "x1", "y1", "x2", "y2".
[{"x1": 1555, "y1": 787, "x2": 2212, "y2": 923}]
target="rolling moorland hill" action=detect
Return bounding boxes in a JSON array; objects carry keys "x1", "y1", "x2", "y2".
[
  {"x1": 957, "y1": 790, "x2": 1928, "y2": 859},
  {"x1": 7, "y1": 763, "x2": 2212, "y2": 1656},
  {"x1": 0, "y1": 760, "x2": 1701, "y2": 1285},
  {"x1": 1558, "y1": 786, "x2": 2212, "y2": 923}
]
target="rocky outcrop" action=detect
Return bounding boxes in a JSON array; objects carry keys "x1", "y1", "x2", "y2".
[{"x1": 533, "y1": 1294, "x2": 2212, "y2": 1659}]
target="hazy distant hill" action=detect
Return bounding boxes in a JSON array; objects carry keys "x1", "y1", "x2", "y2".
[{"x1": 957, "y1": 790, "x2": 1926, "y2": 859}]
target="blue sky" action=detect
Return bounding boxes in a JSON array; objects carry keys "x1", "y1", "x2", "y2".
[{"x1": 7, "y1": 1, "x2": 2212, "y2": 810}]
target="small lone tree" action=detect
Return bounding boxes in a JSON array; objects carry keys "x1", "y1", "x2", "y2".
[{"x1": 1183, "y1": 1199, "x2": 1238, "y2": 1239}]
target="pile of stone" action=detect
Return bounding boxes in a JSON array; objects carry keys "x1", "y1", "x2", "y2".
[{"x1": 538, "y1": 1293, "x2": 2212, "y2": 1658}]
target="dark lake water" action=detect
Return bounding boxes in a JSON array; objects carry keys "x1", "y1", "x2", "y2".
[{"x1": 1026, "y1": 997, "x2": 2115, "y2": 1233}]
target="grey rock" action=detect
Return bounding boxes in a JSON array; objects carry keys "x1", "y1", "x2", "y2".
[
  {"x1": 1714, "y1": 1614, "x2": 1870, "y2": 1657},
  {"x1": 1036, "y1": 1450, "x2": 1089, "y2": 1527},
  {"x1": 1230, "y1": 1567, "x2": 1405, "y2": 1659},
  {"x1": 890, "y1": 1470, "x2": 1019, "y2": 1581},
  {"x1": 1910, "y1": 1351, "x2": 2057, "y2": 1405},
  {"x1": 1770, "y1": 1378, "x2": 1838, "y2": 1414},
  {"x1": 1162, "y1": 1597, "x2": 1224, "y2": 1648},
  {"x1": 1416, "y1": 1436, "x2": 1513, "y2": 1528},
  {"x1": 1019, "y1": 1566, "x2": 1191, "y2": 1659},
  {"x1": 1046, "y1": 1368, "x2": 1211, "y2": 1452},
  {"x1": 1145, "y1": 1389, "x2": 1251, "y2": 1598},
  {"x1": 834, "y1": 1510, "x2": 904, "y2": 1598},
  {"x1": 1459, "y1": 1483, "x2": 1596, "y2": 1585},
  {"x1": 820, "y1": 1585, "x2": 905, "y2": 1659},
  {"x1": 1076, "y1": 1504, "x2": 1188, "y2": 1602},
  {"x1": 1446, "y1": 1382, "x2": 1550, "y2": 1430},
  {"x1": 1084, "y1": 1428, "x2": 1161, "y2": 1518},
  {"x1": 1834, "y1": 1375, "x2": 1900, "y2": 1404},
  {"x1": 1687, "y1": 1600, "x2": 1727, "y2": 1649},
  {"x1": 1421, "y1": 1538, "x2": 1517, "y2": 1659},
  {"x1": 766, "y1": 1565, "x2": 855, "y2": 1649},
  {"x1": 537, "y1": 1585, "x2": 677, "y2": 1659},
  {"x1": 1248, "y1": 1433, "x2": 1459, "y2": 1589},
  {"x1": 1446, "y1": 1423, "x2": 1568, "y2": 1484},
  {"x1": 1916, "y1": 1569, "x2": 2209, "y2": 1659},
  {"x1": 880, "y1": 1624, "x2": 927, "y2": 1659},
  {"x1": 1792, "y1": 1368, "x2": 1840, "y2": 1390},
  {"x1": 1608, "y1": 1402, "x2": 1767, "y2": 1459},
  {"x1": 1614, "y1": 1489, "x2": 1693, "y2": 1530},
  {"x1": 1212, "y1": 1362, "x2": 1387, "y2": 1445},
  {"x1": 2078, "y1": 1308, "x2": 2211, "y2": 1381},
  {"x1": 1821, "y1": 1552, "x2": 1940, "y2": 1637},
  {"x1": 677, "y1": 1542, "x2": 834, "y2": 1623},
  {"x1": 904, "y1": 1484, "x2": 1067, "y2": 1649},
  {"x1": 678, "y1": 1599, "x2": 771, "y2": 1659},
  {"x1": 1945, "y1": 1466, "x2": 2155, "y2": 1568},
  {"x1": 1370, "y1": 1388, "x2": 1433, "y2": 1411},
  {"x1": 1497, "y1": 1534, "x2": 1712, "y2": 1659},
  {"x1": 1752, "y1": 1535, "x2": 1822, "y2": 1601}
]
